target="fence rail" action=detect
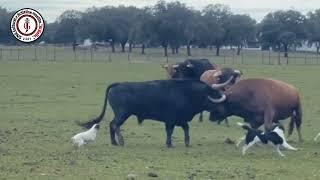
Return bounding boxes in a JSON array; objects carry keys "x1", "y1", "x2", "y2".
[{"x1": 0, "y1": 45, "x2": 319, "y2": 65}]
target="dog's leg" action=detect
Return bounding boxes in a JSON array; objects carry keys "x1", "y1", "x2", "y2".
[
  {"x1": 282, "y1": 141, "x2": 297, "y2": 151},
  {"x1": 78, "y1": 140, "x2": 85, "y2": 147},
  {"x1": 276, "y1": 145, "x2": 285, "y2": 157},
  {"x1": 242, "y1": 137, "x2": 261, "y2": 156},
  {"x1": 242, "y1": 141, "x2": 256, "y2": 155},
  {"x1": 236, "y1": 136, "x2": 245, "y2": 147},
  {"x1": 314, "y1": 133, "x2": 320, "y2": 142}
]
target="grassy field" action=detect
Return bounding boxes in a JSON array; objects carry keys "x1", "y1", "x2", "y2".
[{"x1": 1, "y1": 61, "x2": 320, "y2": 180}]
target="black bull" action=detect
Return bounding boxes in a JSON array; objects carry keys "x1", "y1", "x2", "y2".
[{"x1": 79, "y1": 79, "x2": 230, "y2": 147}]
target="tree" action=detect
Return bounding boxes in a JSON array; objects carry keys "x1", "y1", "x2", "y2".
[
  {"x1": 133, "y1": 7, "x2": 155, "y2": 54},
  {"x1": 307, "y1": 9, "x2": 320, "y2": 54},
  {"x1": 54, "y1": 10, "x2": 82, "y2": 44},
  {"x1": 260, "y1": 10, "x2": 307, "y2": 57},
  {"x1": 152, "y1": 1, "x2": 193, "y2": 56},
  {"x1": 0, "y1": 7, "x2": 14, "y2": 44},
  {"x1": 225, "y1": 14, "x2": 256, "y2": 55},
  {"x1": 202, "y1": 4, "x2": 232, "y2": 56}
]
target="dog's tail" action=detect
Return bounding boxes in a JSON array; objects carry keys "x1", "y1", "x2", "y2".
[
  {"x1": 237, "y1": 122, "x2": 251, "y2": 131},
  {"x1": 314, "y1": 133, "x2": 320, "y2": 142},
  {"x1": 289, "y1": 97, "x2": 302, "y2": 141},
  {"x1": 77, "y1": 83, "x2": 119, "y2": 129}
]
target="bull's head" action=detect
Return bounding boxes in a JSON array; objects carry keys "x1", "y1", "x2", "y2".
[
  {"x1": 161, "y1": 63, "x2": 180, "y2": 79},
  {"x1": 211, "y1": 68, "x2": 242, "y2": 90}
]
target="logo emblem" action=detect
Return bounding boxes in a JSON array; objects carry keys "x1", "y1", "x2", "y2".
[{"x1": 10, "y1": 8, "x2": 45, "y2": 43}]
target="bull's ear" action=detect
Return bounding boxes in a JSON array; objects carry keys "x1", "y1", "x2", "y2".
[
  {"x1": 161, "y1": 64, "x2": 169, "y2": 68},
  {"x1": 186, "y1": 63, "x2": 194, "y2": 68}
]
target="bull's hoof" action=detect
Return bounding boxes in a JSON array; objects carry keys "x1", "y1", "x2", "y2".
[
  {"x1": 166, "y1": 144, "x2": 174, "y2": 148},
  {"x1": 111, "y1": 142, "x2": 118, "y2": 146},
  {"x1": 185, "y1": 144, "x2": 191, "y2": 148}
]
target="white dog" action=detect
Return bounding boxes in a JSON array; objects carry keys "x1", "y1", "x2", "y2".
[
  {"x1": 314, "y1": 132, "x2": 320, "y2": 142},
  {"x1": 71, "y1": 124, "x2": 100, "y2": 147}
]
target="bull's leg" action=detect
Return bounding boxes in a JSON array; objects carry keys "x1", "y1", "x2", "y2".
[
  {"x1": 181, "y1": 123, "x2": 190, "y2": 147},
  {"x1": 109, "y1": 120, "x2": 118, "y2": 146},
  {"x1": 199, "y1": 112, "x2": 203, "y2": 122},
  {"x1": 263, "y1": 109, "x2": 275, "y2": 131},
  {"x1": 115, "y1": 127, "x2": 124, "y2": 146},
  {"x1": 165, "y1": 123, "x2": 175, "y2": 148},
  {"x1": 110, "y1": 113, "x2": 129, "y2": 146},
  {"x1": 224, "y1": 118, "x2": 230, "y2": 127}
]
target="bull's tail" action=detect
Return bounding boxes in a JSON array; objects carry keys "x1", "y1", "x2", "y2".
[
  {"x1": 288, "y1": 97, "x2": 303, "y2": 142},
  {"x1": 77, "y1": 83, "x2": 119, "y2": 129},
  {"x1": 237, "y1": 122, "x2": 251, "y2": 131}
]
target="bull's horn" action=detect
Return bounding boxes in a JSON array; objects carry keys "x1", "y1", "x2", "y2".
[
  {"x1": 172, "y1": 64, "x2": 179, "y2": 68},
  {"x1": 213, "y1": 70, "x2": 222, "y2": 77},
  {"x1": 234, "y1": 69, "x2": 242, "y2": 75},
  {"x1": 207, "y1": 94, "x2": 226, "y2": 103},
  {"x1": 211, "y1": 75, "x2": 234, "y2": 89}
]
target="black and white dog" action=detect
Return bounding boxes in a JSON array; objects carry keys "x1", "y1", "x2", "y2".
[
  {"x1": 71, "y1": 124, "x2": 100, "y2": 147},
  {"x1": 236, "y1": 122, "x2": 297, "y2": 157}
]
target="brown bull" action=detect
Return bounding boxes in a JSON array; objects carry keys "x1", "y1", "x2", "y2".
[{"x1": 210, "y1": 78, "x2": 303, "y2": 142}]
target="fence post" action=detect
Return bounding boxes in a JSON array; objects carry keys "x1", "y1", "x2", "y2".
[
  {"x1": 53, "y1": 47, "x2": 56, "y2": 61},
  {"x1": 0, "y1": 48, "x2": 2, "y2": 60},
  {"x1": 223, "y1": 53, "x2": 226, "y2": 64},
  {"x1": 45, "y1": 46, "x2": 48, "y2": 61},
  {"x1": 127, "y1": 53, "x2": 130, "y2": 62},
  {"x1": 90, "y1": 48, "x2": 93, "y2": 63},
  {"x1": 108, "y1": 53, "x2": 112, "y2": 62},
  {"x1": 268, "y1": 50, "x2": 271, "y2": 65},
  {"x1": 232, "y1": 51, "x2": 235, "y2": 64},
  {"x1": 241, "y1": 51, "x2": 244, "y2": 64},
  {"x1": 261, "y1": 52, "x2": 264, "y2": 64},
  {"x1": 286, "y1": 55, "x2": 289, "y2": 65},
  {"x1": 278, "y1": 51, "x2": 281, "y2": 65},
  {"x1": 304, "y1": 53, "x2": 307, "y2": 65},
  {"x1": 317, "y1": 53, "x2": 319, "y2": 64},
  {"x1": 34, "y1": 47, "x2": 37, "y2": 61},
  {"x1": 73, "y1": 49, "x2": 76, "y2": 62},
  {"x1": 17, "y1": 49, "x2": 20, "y2": 61}
]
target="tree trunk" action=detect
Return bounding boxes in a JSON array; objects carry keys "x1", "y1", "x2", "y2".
[
  {"x1": 141, "y1": 44, "x2": 145, "y2": 54},
  {"x1": 284, "y1": 44, "x2": 288, "y2": 58},
  {"x1": 111, "y1": 40, "x2": 115, "y2": 53},
  {"x1": 317, "y1": 46, "x2": 319, "y2": 54},
  {"x1": 187, "y1": 42, "x2": 191, "y2": 56},
  {"x1": 171, "y1": 47, "x2": 175, "y2": 54},
  {"x1": 121, "y1": 42, "x2": 125, "y2": 52},
  {"x1": 237, "y1": 45, "x2": 241, "y2": 55},
  {"x1": 216, "y1": 45, "x2": 220, "y2": 56},
  {"x1": 129, "y1": 43, "x2": 132, "y2": 53}
]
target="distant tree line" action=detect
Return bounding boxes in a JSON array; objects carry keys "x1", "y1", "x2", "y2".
[{"x1": 1, "y1": 1, "x2": 320, "y2": 57}]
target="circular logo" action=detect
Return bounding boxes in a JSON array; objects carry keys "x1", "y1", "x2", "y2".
[{"x1": 10, "y1": 8, "x2": 45, "y2": 43}]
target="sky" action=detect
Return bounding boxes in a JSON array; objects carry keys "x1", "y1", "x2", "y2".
[{"x1": 1, "y1": 0, "x2": 319, "y2": 23}]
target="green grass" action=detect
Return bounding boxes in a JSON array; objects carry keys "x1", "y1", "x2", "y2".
[{"x1": 1, "y1": 61, "x2": 320, "y2": 180}]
